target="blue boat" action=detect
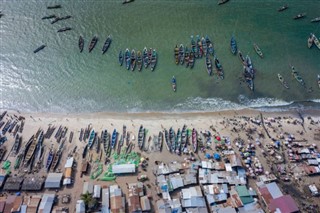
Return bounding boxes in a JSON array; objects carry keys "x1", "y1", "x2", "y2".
[
  {"x1": 230, "y1": 36, "x2": 237, "y2": 55},
  {"x1": 88, "y1": 129, "x2": 95, "y2": 149},
  {"x1": 125, "y1": 48, "x2": 131, "y2": 70},
  {"x1": 118, "y1": 50, "x2": 124, "y2": 66},
  {"x1": 111, "y1": 129, "x2": 117, "y2": 149},
  {"x1": 130, "y1": 49, "x2": 136, "y2": 71}
]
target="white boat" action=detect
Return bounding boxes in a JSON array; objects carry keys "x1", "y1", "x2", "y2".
[{"x1": 311, "y1": 33, "x2": 320, "y2": 49}]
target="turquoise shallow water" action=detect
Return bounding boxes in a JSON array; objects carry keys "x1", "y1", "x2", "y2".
[{"x1": 0, "y1": 0, "x2": 319, "y2": 113}]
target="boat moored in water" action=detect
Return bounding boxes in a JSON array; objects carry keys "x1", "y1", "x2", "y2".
[
  {"x1": 311, "y1": 17, "x2": 320, "y2": 23},
  {"x1": 218, "y1": 0, "x2": 229, "y2": 5},
  {"x1": 317, "y1": 75, "x2": 320, "y2": 89},
  {"x1": 125, "y1": 48, "x2": 131, "y2": 70},
  {"x1": 57, "y1": 27, "x2": 72, "y2": 33},
  {"x1": 278, "y1": 4, "x2": 288, "y2": 12},
  {"x1": 311, "y1": 33, "x2": 320, "y2": 49},
  {"x1": 34, "y1": 45, "x2": 46, "y2": 53},
  {"x1": 150, "y1": 49, "x2": 157, "y2": 71},
  {"x1": 214, "y1": 56, "x2": 224, "y2": 79},
  {"x1": 47, "y1": 5, "x2": 61, "y2": 9},
  {"x1": 102, "y1": 35, "x2": 112, "y2": 54},
  {"x1": 88, "y1": 36, "x2": 98, "y2": 53},
  {"x1": 42, "y1": 15, "x2": 56, "y2": 20},
  {"x1": 171, "y1": 76, "x2": 177, "y2": 92},
  {"x1": 137, "y1": 51, "x2": 143, "y2": 71},
  {"x1": 230, "y1": 36, "x2": 237, "y2": 55},
  {"x1": 277, "y1": 74, "x2": 289, "y2": 89},
  {"x1": 253, "y1": 43, "x2": 263, "y2": 58},
  {"x1": 291, "y1": 66, "x2": 305, "y2": 87},
  {"x1": 79, "y1": 36, "x2": 84, "y2": 52},
  {"x1": 308, "y1": 34, "x2": 314, "y2": 48},
  {"x1": 293, "y1": 13, "x2": 306, "y2": 20},
  {"x1": 205, "y1": 55, "x2": 213, "y2": 76},
  {"x1": 118, "y1": 50, "x2": 124, "y2": 66},
  {"x1": 130, "y1": 49, "x2": 136, "y2": 71},
  {"x1": 143, "y1": 47, "x2": 149, "y2": 68}
]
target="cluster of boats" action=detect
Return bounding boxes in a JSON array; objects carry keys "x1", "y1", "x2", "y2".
[
  {"x1": 308, "y1": 33, "x2": 320, "y2": 49},
  {"x1": 278, "y1": 4, "x2": 320, "y2": 22},
  {"x1": 119, "y1": 47, "x2": 157, "y2": 71},
  {"x1": 78, "y1": 35, "x2": 112, "y2": 54}
]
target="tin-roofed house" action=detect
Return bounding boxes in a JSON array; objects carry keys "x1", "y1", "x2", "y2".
[
  {"x1": 44, "y1": 173, "x2": 63, "y2": 189},
  {"x1": 76, "y1": 200, "x2": 86, "y2": 213},
  {"x1": 180, "y1": 186, "x2": 207, "y2": 212},
  {"x1": 110, "y1": 184, "x2": 125, "y2": 213},
  {"x1": 140, "y1": 196, "x2": 151, "y2": 212},
  {"x1": 22, "y1": 176, "x2": 45, "y2": 191},
  {"x1": 38, "y1": 194, "x2": 55, "y2": 213},
  {"x1": 101, "y1": 187, "x2": 110, "y2": 213},
  {"x1": 83, "y1": 181, "x2": 94, "y2": 194},
  {"x1": 25, "y1": 195, "x2": 42, "y2": 213}
]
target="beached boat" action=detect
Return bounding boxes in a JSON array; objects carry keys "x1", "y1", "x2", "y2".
[
  {"x1": 130, "y1": 49, "x2": 136, "y2": 71},
  {"x1": 175, "y1": 128, "x2": 181, "y2": 154},
  {"x1": 0, "y1": 147, "x2": 6, "y2": 161},
  {"x1": 169, "y1": 127, "x2": 175, "y2": 152},
  {"x1": 95, "y1": 134, "x2": 100, "y2": 153},
  {"x1": 293, "y1": 13, "x2": 306, "y2": 20},
  {"x1": 317, "y1": 75, "x2": 320, "y2": 89},
  {"x1": 51, "y1": 140, "x2": 64, "y2": 171},
  {"x1": 82, "y1": 144, "x2": 88, "y2": 159},
  {"x1": 45, "y1": 148, "x2": 54, "y2": 171},
  {"x1": 230, "y1": 36, "x2": 237, "y2": 55},
  {"x1": 308, "y1": 34, "x2": 314, "y2": 48},
  {"x1": 137, "y1": 51, "x2": 142, "y2": 71},
  {"x1": 291, "y1": 66, "x2": 305, "y2": 87},
  {"x1": 164, "y1": 129, "x2": 171, "y2": 151},
  {"x1": 180, "y1": 125, "x2": 187, "y2": 152},
  {"x1": 102, "y1": 130, "x2": 109, "y2": 155},
  {"x1": 253, "y1": 43, "x2": 263, "y2": 58},
  {"x1": 218, "y1": 0, "x2": 229, "y2": 5},
  {"x1": 102, "y1": 35, "x2": 112, "y2": 54},
  {"x1": 12, "y1": 134, "x2": 21, "y2": 155},
  {"x1": 42, "y1": 15, "x2": 56, "y2": 20},
  {"x1": 14, "y1": 153, "x2": 23, "y2": 170},
  {"x1": 118, "y1": 50, "x2": 124, "y2": 66},
  {"x1": 125, "y1": 48, "x2": 131, "y2": 70},
  {"x1": 179, "y1": 44, "x2": 185, "y2": 65},
  {"x1": 238, "y1": 50, "x2": 246, "y2": 65},
  {"x1": 57, "y1": 27, "x2": 71, "y2": 33},
  {"x1": 150, "y1": 49, "x2": 157, "y2": 71},
  {"x1": 278, "y1": 5, "x2": 288, "y2": 12},
  {"x1": 88, "y1": 36, "x2": 98, "y2": 53},
  {"x1": 111, "y1": 129, "x2": 117, "y2": 149},
  {"x1": 47, "y1": 5, "x2": 61, "y2": 9},
  {"x1": 171, "y1": 76, "x2": 177, "y2": 92},
  {"x1": 34, "y1": 45, "x2": 46, "y2": 53},
  {"x1": 311, "y1": 17, "x2": 320, "y2": 23},
  {"x1": 214, "y1": 56, "x2": 224, "y2": 79},
  {"x1": 24, "y1": 135, "x2": 38, "y2": 165},
  {"x1": 189, "y1": 50, "x2": 195, "y2": 69},
  {"x1": 277, "y1": 74, "x2": 289, "y2": 89},
  {"x1": 143, "y1": 47, "x2": 149, "y2": 68},
  {"x1": 184, "y1": 47, "x2": 190, "y2": 67},
  {"x1": 312, "y1": 34, "x2": 320, "y2": 49},
  {"x1": 197, "y1": 132, "x2": 204, "y2": 152},
  {"x1": 158, "y1": 131, "x2": 163, "y2": 152},
  {"x1": 192, "y1": 128, "x2": 197, "y2": 153},
  {"x1": 138, "y1": 125, "x2": 145, "y2": 150},
  {"x1": 205, "y1": 55, "x2": 213, "y2": 76},
  {"x1": 122, "y1": 125, "x2": 127, "y2": 145},
  {"x1": 79, "y1": 36, "x2": 84, "y2": 53},
  {"x1": 88, "y1": 129, "x2": 95, "y2": 149}
]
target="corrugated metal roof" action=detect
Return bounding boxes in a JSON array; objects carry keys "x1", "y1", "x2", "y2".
[
  {"x1": 112, "y1": 164, "x2": 135, "y2": 174},
  {"x1": 269, "y1": 195, "x2": 299, "y2": 213},
  {"x1": 44, "y1": 173, "x2": 62, "y2": 188},
  {"x1": 265, "y1": 182, "x2": 283, "y2": 199},
  {"x1": 38, "y1": 194, "x2": 55, "y2": 213},
  {"x1": 64, "y1": 157, "x2": 74, "y2": 168},
  {"x1": 76, "y1": 200, "x2": 85, "y2": 213}
]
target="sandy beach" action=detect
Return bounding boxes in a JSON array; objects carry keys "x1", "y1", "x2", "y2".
[{"x1": 0, "y1": 108, "x2": 319, "y2": 212}]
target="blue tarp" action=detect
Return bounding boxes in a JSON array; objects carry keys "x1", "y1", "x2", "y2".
[
  {"x1": 205, "y1": 153, "x2": 211, "y2": 159},
  {"x1": 214, "y1": 153, "x2": 221, "y2": 160}
]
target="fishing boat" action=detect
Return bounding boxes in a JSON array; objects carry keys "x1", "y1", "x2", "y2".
[
  {"x1": 189, "y1": 50, "x2": 195, "y2": 69},
  {"x1": 214, "y1": 56, "x2": 224, "y2": 79},
  {"x1": 196, "y1": 35, "x2": 202, "y2": 58},
  {"x1": 42, "y1": 15, "x2": 56, "y2": 20},
  {"x1": 174, "y1": 45, "x2": 179, "y2": 65},
  {"x1": 311, "y1": 17, "x2": 320, "y2": 23},
  {"x1": 164, "y1": 129, "x2": 171, "y2": 151},
  {"x1": 79, "y1": 36, "x2": 84, "y2": 53},
  {"x1": 190, "y1": 36, "x2": 197, "y2": 57},
  {"x1": 123, "y1": 0, "x2": 134, "y2": 4},
  {"x1": 201, "y1": 37, "x2": 207, "y2": 56},
  {"x1": 253, "y1": 43, "x2": 263, "y2": 58},
  {"x1": 148, "y1": 48, "x2": 152, "y2": 65},
  {"x1": 12, "y1": 134, "x2": 21, "y2": 155},
  {"x1": 205, "y1": 55, "x2": 213, "y2": 76},
  {"x1": 308, "y1": 34, "x2": 314, "y2": 48},
  {"x1": 179, "y1": 44, "x2": 185, "y2": 65},
  {"x1": 175, "y1": 128, "x2": 181, "y2": 154},
  {"x1": 33, "y1": 45, "x2": 46, "y2": 53},
  {"x1": 184, "y1": 47, "x2": 190, "y2": 67},
  {"x1": 24, "y1": 135, "x2": 38, "y2": 165},
  {"x1": 238, "y1": 50, "x2": 246, "y2": 65},
  {"x1": 158, "y1": 131, "x2": 163, "y2": 152},
  {"x1": 111, "y1": 129, "x2": 117, "y2": 149},
  {"x1": 88, "y1": 129, "x2": 95, "y2": 149},
  {"x1": 150, "y1": 49, "x2": 157, "y2": 71},
  {"x1": 118, "y1": 50, "x2": 124, "y2": 66},
  {"x1": 57, "y1": 27, "x2": 72, "y2": 33},
  {"x1": 243, "y1": 66, "x2": 254, "y2": 91},
  {"x1": 205, "y1": 35, "x2": 212, "y2": 55},
  {"x1": 171, "y1": 76, "x2": 177, "y2": 92},
  {"x1": 125, "y1": 48, "x2": 131, "y2": 70},
  {"x1": 277, "y1": 74, "x2": 289, "y2": 89},
  {"x1": 230, "y1": 36, "x2": 237, "y2": 55},
  {"x1": 130, "y1": 49, "x2": 136, "y2": 71},
  {"x1": 192, "y1": 128, "x2": 197, "y2": 153},
  {"x1": 278, "y1": 4, "x2": 288, "y2": 12},
  {"x1": 137, "y1": 51, "x2": 143, "y2": 71},
  {"x1": 317, "y1": 75, "x2": 320, "y2": 89},
  {"x1": 246, "y1": 55, "x2": 253, "y2": 70},
  {"x1": 143, "y1": 47, "x2": 149, "y2": 68},
  {"x1": 88, "y1": 36, "x2": 98, "y2": 53},
  {"x1": 95, "y1": 134, "x2": 100, "y2": 153},
  {"x1": 180, "y1": 125, "x2": 187, "y2": 152},
  {"x1": 47, "y1": 5, "x2": 61, "y2": 9},
  {"x1": 138, "y1": 125, "x2": 145, "y2": 150},
  {"x1": 169, "y1": 127, "x2": 175, "y2": 152},
  {"x1": 45, "y1": 148, "x2": 54, "y2": 171},
  {"x1": 51, "y1": 140, "x2": 64, "y2": 171},
  {"x1": 102, "y1": 130, "x2": 110, "y2": 155},
  {"x1": 0, "y1": 147, "x2": 6, "y2": 161},
  {"x1": 14, "y1": 153, "x2": 23, "y2": 170},
  {"x1": 312, "y1": 34, "x2": 320, "y2": 49},
  {"x1": 122, "y1": 125, "x2": 127, "y2": 145},
  {"x1": 102, "y1": 35, "x2": 112, "y2": 54},
  {"x1": 218, "y1": 0, "x2": 229, "y2": 5},
  {"x1": 197, "y1": 132, "x2": 204, "y2": 152},
  {"x1": 82, "y1": 144, "x2": 88, "y2": 159},
  {"x1": 291, "y1": 66, "x2": 305, "y2": 87},
  {"x1": 293, "y1": 13, "x2": 306, "y2": 20}
]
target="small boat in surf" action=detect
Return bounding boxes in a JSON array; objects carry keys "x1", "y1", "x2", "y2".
[
  {"x1": 123, "y1": 0, "x2": 134, "y2": 4},
  {"x1": 88, "y1": 36, "x2": 98, "y2": 53},
  {"x1": 171, "y1": 76, "x2": 177, "y2": 92},
  {"x1": 190, "y1": 36, "x2": 197, "y2": 58},
  {"x1": 118, "y1": 50, "x2": 124, "y2": 66},
  {"x1": 57, "y1": 27, "x2": 72, "y2": 33},
  {"x1": 150, "y1": 49, "x2": 157, "y2": 71},
  {"x1": 277, "y1": 74, "x2": 289, "y2": 89},
  {"x1": 218, "y1": 0, "x2": 229, "y2": 5},
  {"x1": 230, "y1": 36, "x2": 237, "y2": 55},
  {"x1": 278, "y1": 5, "x2": 288, "y2": 12},
  {"x1": 130, "y1": 49, "x2": 136, "y2": 71},
  {"x1": 169, "y1": 127, "x2": 175, "y2": 152},
  {"x1": 125, "y1": 48, "x2": 131, "y2": 70},
  {"x1": 293, "y1": 13, "x2": 306, "y2": 20},
  {"x1": 201, "y1": 37, "x2": 207, "y2": 56},
  {"x1": 253, "y1": 43, "x2": 263, "y2": 58},
  {"x1": 34, "y1": 45, "x2": 46, "y2": 53},
  {"x1": 79, "y1": 36, "x2": 84, "y2": 53},
  {"x1": 137, "y1": 51, "x2": 143, "y2": 71},
  {"x1": 102, "y1": 35, "x2": 112, "y2": 54},
  {"x1": 47, "y1": 5, "x2": 61, "y2": 9},
  {"x1": 291, "y1": 66, "x2": 305, "y2": 87}
]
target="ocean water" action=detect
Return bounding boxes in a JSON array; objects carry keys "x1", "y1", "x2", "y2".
[{"x1": 0, "y1": 0, "x2": 319, "y2": 113}]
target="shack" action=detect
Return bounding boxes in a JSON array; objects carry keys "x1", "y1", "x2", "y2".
[
  {"x1": 112, "y1": 164, "x2": 136, "y2": 174},
  {"x1": 38, "y1": 194, "x2": 55, "y2": 213},
  {"x1": 93, "y1": 185, "x2": 101, "y2": 199},
  {"x1": 76, "y1": 200, "x2": 85, "y2": 213},
  {"x1": 83, "y1": 181, "x2": 94, "y2": 194},
  {"x1": 21, "y1": 176, "x2": 44, "y2": 191},
  {"x1": 44, "y1": 173, "x2": 63, "y2": 189},
  {"x1": 3, "y1": 176, "x2": 24, "y2": 191}
]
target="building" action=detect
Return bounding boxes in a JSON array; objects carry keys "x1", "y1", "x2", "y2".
[
  {"x1": 63, "y1": 157, "x2": 74, "y2": 185},
  {"x1": 101, "y1": 187, "x2": 110, "y2": 213},
  {"x1": 38, "y1": 194, "x2": 55, "y2": 213},
  {"x1": 140, "y1": 196, "x2": 151, "y2": 212},
  {"x1": 83, "y1": 181, "x2": 94, "y2": 194},
  {"x1": 44, "y1": 173, "x2": 63, "y2": 189},
  {"x1": 76, "y1": 200, "x2": 86, "y2": 213},
  {"x1": 112, "y1": 164, "x2": 136, "y2": 174},
  {"x1": 110, "y1": 185, "x2": 125, "y2": 213},
  {"x1": 25, "y1": 195, "x2": 42, "y2": 213},
  {"x1": 268, "y1": 195, "x2": 299, "y2": 213},
  {"x1": 21, "y1": 176, "x2": 44, "y2": 191},
  {"x1": 93, "y1": 185, "x2": 101, "y2": 199}
]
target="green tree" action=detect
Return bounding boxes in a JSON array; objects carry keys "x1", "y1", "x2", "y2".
[{"x1": 80, "y1": 191, "x2": 97, "y2": 210}]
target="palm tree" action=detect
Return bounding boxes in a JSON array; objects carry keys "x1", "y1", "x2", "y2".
[{"x1": 80, "y1": 191, "x2": 97, "y2": 210}]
